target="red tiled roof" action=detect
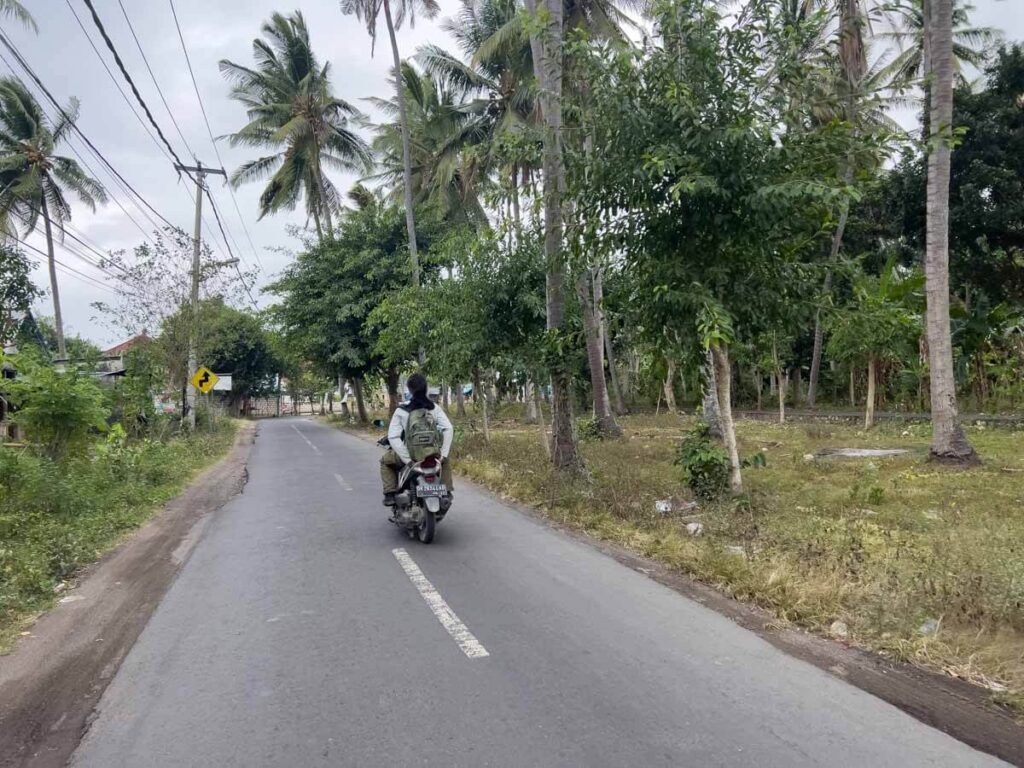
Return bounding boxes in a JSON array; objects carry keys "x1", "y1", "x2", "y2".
[{"x1": 101, "y1": 333, "x2": 151, "y2": 358}]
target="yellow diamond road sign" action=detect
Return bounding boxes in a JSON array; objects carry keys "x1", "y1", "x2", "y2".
[{"x1": 190, "y1": 366, "x2": 219, "y2": 394}]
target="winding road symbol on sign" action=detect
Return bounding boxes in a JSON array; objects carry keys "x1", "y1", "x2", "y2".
[{"x1": 190, "y1": 366, "x2": 219, "y2": 394}]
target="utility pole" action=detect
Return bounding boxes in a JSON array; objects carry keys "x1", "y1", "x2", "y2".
[{"x1": 175, "y1": 161, "x2": 226, "y2": 430}]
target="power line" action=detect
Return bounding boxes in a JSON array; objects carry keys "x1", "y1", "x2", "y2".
[
  {"x1": 168, "y1": 0, "x2": 265, "y2": 270},
  {"x1": 0, "y1": 47, "x2": 159, "y2": 243},
  {"x1": 79, "y1": 0, "x2": 193, "y2": 180},
  {"x1": 63, "y1": 0, "x2": 175, "y2": 166},
  {"x1": 208, "y1": 190, "x2": 259, "y2": 310},
  {"x1": 2, "y1": 188, "x2": 136, "y2": 279},
  {"x1": 116, "y1": 0, "x2": 196, "y2": 161},
  {"x1": 22, "y1": 241, "x2": 120, "y2": 296},
  {"x1": 0, "y1": 31, "x2": 180, "y2": 233}
]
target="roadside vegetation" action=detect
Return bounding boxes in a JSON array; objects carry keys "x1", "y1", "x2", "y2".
[
  {"x1": 341, "y1": 408, "x2": 1024, "y2": 714},
  {"x1": 0, "y1": 349, "x2": 236, "y2": 652}
]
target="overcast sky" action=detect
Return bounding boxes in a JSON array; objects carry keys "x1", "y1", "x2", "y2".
[{"x1": 8, "y1": 0, "x2": 1024, "y2": 348}]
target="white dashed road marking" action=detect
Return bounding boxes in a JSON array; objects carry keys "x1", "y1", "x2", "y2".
[
  {"x1": 334, "y1": 473, "x2": 353, "y2": 491},
  {"x1": 392, "y1": 548, "x2": 490, "y2": 659},
  {"x1": 291, "y1": 424, "x2": 321, "y2": 454}
]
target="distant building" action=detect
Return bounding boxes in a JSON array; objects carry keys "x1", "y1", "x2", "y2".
[{"x1": 98, "y1": 332, "x2": 152, "y2": 374}]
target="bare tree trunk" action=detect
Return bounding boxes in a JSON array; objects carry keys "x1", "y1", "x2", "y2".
[
  {"x1": 382, "y1": 0, "x2": 420, "y2": 293},
  {"x1": 663, "y1": 360, "x2": 678, "y2": 414},
  {"x1": 525, "y1": 380, "x2": 538, "y2": 424},
  {"x1": 603, "y1": 323, "x2": 627, "y2": 415},
  {"x1": 481, "y1": 372, "x2": 491, "y2": 442},
  {"x1": 702, "y1": 349, "x2": 722, "y2": 437},
  {"x1": 576, "y1": 268, "x2": 620, "y2": 435},
  {"x1": 311, "y1": 136, "x2": 334, "y2": 237},
  {"x1": 923, "y1": 0, "x2": 978, "y2": 464},
  {"x1": 339, "y1": 377, "x2": 350, "y2": 418},
  {"x1": 865, "y1": 356, "x2": 877, "y2": 428},
  {"x1": 754, "y1": 370, "x2": 763, "y2": 411},
  {"x1": 711, "y1": 343, "x2": 742, "y2": 494},
  {"x1": 772, "y1": 337, "x2": 785, "y2": 424},
  {"x1": 40, "y1": 198, "x2": 66, "y2": 359},
  {"x1": 594, "y1": 268, "x2": 626, "y2": 416},
  {"x1": 525, "y1": 0, "x2": 580, "y2": 471},
  {"x1": 441, "y1": 383, "x2": 449, "y2": 409},
  {"x1": 386, "y1": 366, "x2": 400, "y2": 416},
  {"x1": 534, "y1": 381, "x2": 551, "y2": 458},
  {"x1": 849, "y1": 368, "x2": 856, "y2": 407},
  {"x1": 353, "y1": 377, "x2": 369, "y2": 424},
  {"x1": 455, "y1": 381, "x2": 466, "y2": 417}
]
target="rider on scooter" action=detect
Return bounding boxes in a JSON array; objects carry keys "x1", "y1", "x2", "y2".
[{"x1": 380, "y1": 372, "x2": 454, "y2": 506}]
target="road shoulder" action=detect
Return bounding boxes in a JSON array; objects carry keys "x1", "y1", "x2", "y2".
[{"x1": 0, "y1": 421, "x2": 256, "y2": 768}]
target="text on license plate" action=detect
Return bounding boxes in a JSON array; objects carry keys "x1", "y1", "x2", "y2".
[{"x1": 417, "y1": 483, "x2": 446, "y2": 496}]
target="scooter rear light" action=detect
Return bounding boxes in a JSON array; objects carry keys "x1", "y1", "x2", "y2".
[{"x1": 421, "y1": 456, "x2": 438, "y2": 469}]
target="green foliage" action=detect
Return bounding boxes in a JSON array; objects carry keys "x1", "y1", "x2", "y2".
[
  {"x1": 576, "y1": 416, "x2": 603, "y2": 441},
  {"x1": 159, "y1": 298, "x2": 278, "y2": 399},
  {"x1": 674, "y1": 423, "x2": 730, "y2": 499},
  {"x1": 116, "y1": 346, "x2": 162, "y2": 437},
  {"x1": 219, "y1": 12, "x2": 370, "y2": 229},
  {"x1": 826, "y1": 259, "x2": 923, "y2": 367},
  {"x1": 4, "y1": 354, "x2": 108, "y2": 459},
  {"x1": 0, "y1": 244, "x2": 37, "y2": 345},
  {"x1": 268, "y1": 191, "x2": 441, "y2": 382},
  {"x1": 0, "y1": 423, "x2": 234, "y2": 645}
]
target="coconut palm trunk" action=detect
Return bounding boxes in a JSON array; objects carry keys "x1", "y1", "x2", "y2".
[
  {"x1": 523, "y1": 0, "x2": 581, "y2": 470},
  {"x1": 382, "y1": 0, "x2": 420, "y2": 289},
  {"x1": 39, "y1": 197, "x2": 66, "y2": 359},
  {"x1": 923, "y1": 0, "x2": 977, "y2": 464}
]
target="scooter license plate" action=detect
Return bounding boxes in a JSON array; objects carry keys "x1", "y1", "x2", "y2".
[{"x1": 416, "y1": 483, "x2": 446, "y2": 497}]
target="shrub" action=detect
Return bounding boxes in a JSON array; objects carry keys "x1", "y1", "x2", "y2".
[
  {"x1": 576, "y1": 416, "x2": 603, "y2": 441},
  {"x1": 675, "y1": 423, "x2": 730, "y2": 499},
  {"x1": 4, "y1": 354, "x2": 108, "y2": 459}
]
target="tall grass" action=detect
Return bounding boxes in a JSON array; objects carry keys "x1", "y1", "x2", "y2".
[{"x1": 0, "y1": 422, "x2": 235, "y2": 650}]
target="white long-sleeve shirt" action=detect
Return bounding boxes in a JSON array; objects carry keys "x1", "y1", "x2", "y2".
[{"x1": 387, "y1": 403, "x2": 454, "y2": 464}]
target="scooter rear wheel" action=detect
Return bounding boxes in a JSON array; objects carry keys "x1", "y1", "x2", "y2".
[{"x1": 416, "y1": 508, "x2": 435, "y2": 544}]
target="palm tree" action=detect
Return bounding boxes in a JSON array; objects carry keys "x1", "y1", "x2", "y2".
[
  {"x1": 417, "y1": 0, "x2": 539, "y2": 228},
  {"x1": 880, "y1": 0, "x2": 997, "y2": 135},
  {"x1": 923, "y1": 0, "x2": 977, "y2": 464},
  {"x1": 0, "y1": 0, "x2": 35, "y2": 31},
  {"x1": 0, "y1": 78, "x2": 106, "y2": 359},
  {"x1": 341, "y1": 0, "x2": 440, "y2": 292},
  {"x1": 220, "y1": 12, "x2": 370, "y2": 239},
  {"x1": 366, "y1": 63, "x2": 490, "y2": 225}
]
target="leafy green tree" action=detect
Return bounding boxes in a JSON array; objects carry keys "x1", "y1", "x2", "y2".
[
  {"x1": 945, "y1": 46, "x2": 1024, "y2": 306},
  {"x1": 220, "y1": 12, "x2": 371, "y2": 238},
  {"x1": 160, "y1": 299, "x2": 278, "y2": 406},
  {"x1": 0, "y1": 243, "x2": 37, "y2": 346},
  {"x1": 31, "y1": 316, "x2": 101, "y2": 361},
  {"x1": 4, "y1": 352, "x2": 108, "y2": 459},
  {"x1": 0, "y1": 77, "x2": 107, "y2": 359},
  {"x1": 576, "y1": 0, "x2": 856, "y2": 489},
  {"x1": 827, "y1": 261, "x2": 923, "y2": 427},
  {"x1": 267, "y1": 186, "x2": 441, "y2": 415}
]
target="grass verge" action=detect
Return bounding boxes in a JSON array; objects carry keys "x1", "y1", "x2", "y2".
[
  {"x1": 0, "y1": 421, "x2": 237, "y2": 652},
  {"x1": 356, "y1": 407, "x2": 1024, "y2": 715}
]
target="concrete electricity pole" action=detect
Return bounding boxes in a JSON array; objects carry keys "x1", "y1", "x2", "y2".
[{"x1": 175, "y1": 161, "x2": 226, "y2": 430}]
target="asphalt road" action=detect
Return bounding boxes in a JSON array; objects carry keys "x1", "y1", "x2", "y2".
[{"x1": 71, "y1": 417, "x2": 1006, "y2": 767}]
